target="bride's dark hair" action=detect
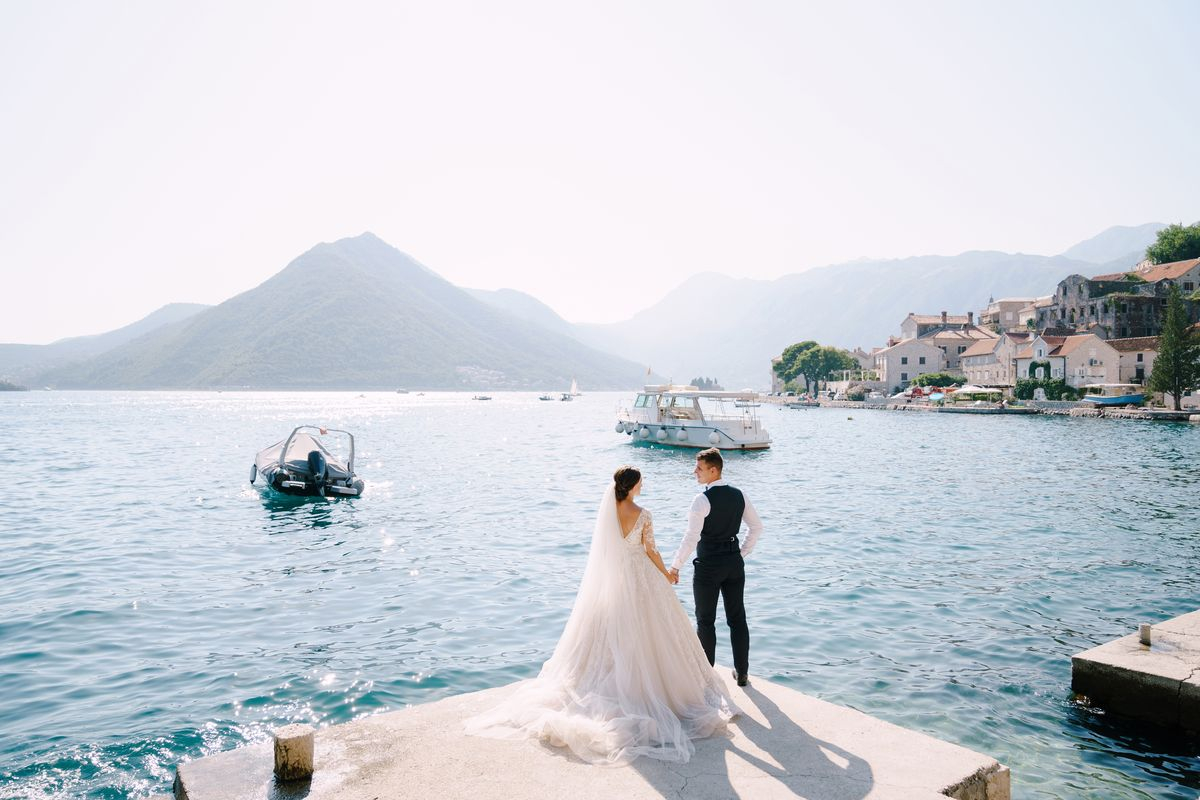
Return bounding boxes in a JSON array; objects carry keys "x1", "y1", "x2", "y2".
[{"x1": 613, "y1": 466, "x2": 641, "y2": 502}]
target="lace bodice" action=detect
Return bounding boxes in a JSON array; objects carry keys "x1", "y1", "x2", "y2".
[{"x1": 623, "y1": 508, "x2": 657, "y2": 553}]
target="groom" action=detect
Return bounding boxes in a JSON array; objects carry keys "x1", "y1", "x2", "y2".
[{"x1": 667, "y1": 448, "x2": 763, "y2": 687}]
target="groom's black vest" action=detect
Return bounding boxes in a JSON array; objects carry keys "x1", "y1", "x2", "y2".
[{"x1": 696, "y1": 484, "x2": 745, "y2": 558}]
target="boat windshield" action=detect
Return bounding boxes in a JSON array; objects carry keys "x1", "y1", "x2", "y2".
[
  {"x1": 634, "y1": 394, "x2": 653, "y2": 408},
  {"x1": 663, "y1": 396, "x2": 702, "y2": 420}
]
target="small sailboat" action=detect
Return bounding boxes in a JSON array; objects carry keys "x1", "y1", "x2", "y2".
[{"x1": 560, "y1": 377, "x2": 580, "y2": 401}]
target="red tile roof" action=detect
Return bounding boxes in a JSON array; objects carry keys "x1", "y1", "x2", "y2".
[
  {"x1": 1107, "y1": 336, "x2": 1159, "y2": 352},
  {"x1": 961, "y1": 339, "x2": 999, "y2": 358},
  {"x1": 1142, "y1": 257, "x2": 1200, "y2": 282}
]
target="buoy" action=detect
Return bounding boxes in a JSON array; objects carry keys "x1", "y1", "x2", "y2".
[
  {"x1": 656, "y1": 429, "x2": 668, "y2": 441},
  {"x1": 708, "y1": 432, "x2": 721, "y2": 445},
  {"x1": 615, "y1": 422, "x2": 625, "y2": 433},
  {"x1": 639, "y1": 428, "x2": 650, "y2": 439},
  {"x1": 624, "y1": 422, "x2": 635, "y2": 433},
  {"x1": 676, "y1": 429, "x2": 688, "y2": 441},
  {"x1": 250, "y1": 464, "x2": 257, "y2": 484}
]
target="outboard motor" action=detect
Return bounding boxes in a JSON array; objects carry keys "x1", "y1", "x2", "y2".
[{"x1": 307, "y1": 450, "x2": 327, "y2": 493}]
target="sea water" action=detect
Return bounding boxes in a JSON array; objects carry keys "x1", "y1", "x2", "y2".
[{"x1": 0, "y1": 391, "x2": 1197, "y2": 799}]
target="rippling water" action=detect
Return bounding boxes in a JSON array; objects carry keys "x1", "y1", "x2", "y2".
[{"x1": 0, "y1": 391, "x2": 1197, "y2": 799}]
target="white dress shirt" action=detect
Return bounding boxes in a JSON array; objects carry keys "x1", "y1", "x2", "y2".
[{"x1": 670, "y1": 478, "x2": 763, "y2": 571}]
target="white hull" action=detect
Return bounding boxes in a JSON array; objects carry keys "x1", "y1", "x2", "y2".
[{"x1": 615, "y1": 385, "x2": 771, "y2": 450}]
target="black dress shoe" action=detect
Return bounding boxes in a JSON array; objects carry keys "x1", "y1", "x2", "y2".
[{"x1": 732, "y1": 670, "x2": 749, "y2": 687}]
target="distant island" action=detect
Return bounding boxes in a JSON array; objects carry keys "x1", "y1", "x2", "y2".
[{"x1": 0, "y1": 380, "x2": 29, "y2": 391}]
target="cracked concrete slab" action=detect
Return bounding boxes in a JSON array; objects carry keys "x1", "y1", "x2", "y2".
[
  {"x1": 1071, "y1": 609, "x2": 1200, "y2": 731},
  {"x1": 173, "y1": 672, "x2": 1008, "y2": 800}
]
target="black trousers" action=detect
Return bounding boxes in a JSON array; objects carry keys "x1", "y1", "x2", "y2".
[{"x1": 692, "y1": 552, "x2": 749, "y2": 675}]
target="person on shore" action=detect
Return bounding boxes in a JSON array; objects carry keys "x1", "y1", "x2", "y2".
[
  {"x1": 464, "y1": 465, "x2": 739, "y2": 765},
  {"x1": 667, "y1": 448, "x2": 764, "y2": 687}
]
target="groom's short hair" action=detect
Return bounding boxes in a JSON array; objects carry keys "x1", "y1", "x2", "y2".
[{"x1": 697, "y1": 448, "x2": 723, "y2": 472}]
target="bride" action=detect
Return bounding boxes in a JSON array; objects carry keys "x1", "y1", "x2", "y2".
[{"x1": 465, "y1": 466, "x2": 739, "y2": 765}]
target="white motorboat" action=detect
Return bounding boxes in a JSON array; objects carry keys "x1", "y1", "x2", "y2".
[
  {"x1": 1080, "y1": 384, "x2": 1145, "y2": 407},
  {"x1": 615, "y1": 385, "x2": 771, "y2": 450}
]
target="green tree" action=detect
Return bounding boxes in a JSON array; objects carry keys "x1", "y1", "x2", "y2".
[
  {"x1": 774, "y1": 341, "x2": 819, "y2": 393},
  {"x1": 910, "y1": 372, "x2": 964, "y2": 388},
  {"x1": 1148, "y1": 284, "x2": 1200, "y2": 410},
  {"x1": 795, "y1": 346, "x2": 858, "y2": 393},
  {"x1": 1146, "y1": 222, "x2": 1200, "y2": 264}
]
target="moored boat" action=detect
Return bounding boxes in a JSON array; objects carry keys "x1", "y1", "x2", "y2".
[
  {"x1": 615, "y1": 384, "x2": 771, "y2": 450},
  {"x1": 251, "y1": 426, "x2": 364, "y2": 497},
  {"x1": 1080, "y1": 384, "x2": 1145, "y2": 407}
]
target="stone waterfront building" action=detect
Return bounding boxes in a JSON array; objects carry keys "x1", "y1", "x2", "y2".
[{"x1": 1035, "y1": 258, "x2": 1200, "y2": 339}]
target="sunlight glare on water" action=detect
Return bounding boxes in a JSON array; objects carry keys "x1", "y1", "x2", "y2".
[{"x1": 0, "y1": 391, "x2": 1197, "y2": 799}]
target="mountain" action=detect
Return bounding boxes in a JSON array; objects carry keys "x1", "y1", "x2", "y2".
[
  {"x1": 464, "y1": 287, "x2": 580, "y2": 340},
  {"x1": 0, "y1": 303, "x2": 209, "y2": 383},
  {"x1": 573, "y1": 250, "x2": 1147, "y2": 389},
  {"x1": 37, "y1": 234, "x2": 648, "y2": 390},
  {"x1": 1058, "y1": 223, "x2": 1165, "y2": 265}
]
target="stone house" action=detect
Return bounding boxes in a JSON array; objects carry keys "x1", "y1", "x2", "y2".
[
  {"x1": 899, "y1": 311, "x2": 975, "y2": 340},
  {"x1": 979, "y1": 297, "x2": 1037, "y2": 333},
  {"x1": 1036, "y1": 258, "x2": 1200, "y2": 339},
  {"x1": 1106, "y1": 337, "x2": 1159, "y2": 385},
  {"x1": 1014, "y1": 334, "x2": 1119, "y2": 388},
  {"x1": 873, "y1": 339, "x2": 945, "y2": 389},
  {"x1": 920, "y1": 327, "x2": 999, "y2": 372},
  {"x1": 1018, "y1": 297, "x2": 1053, "y2": 330},
  {"x1": 960, "y1": 338, "x2": 1001, "y2": 386}
]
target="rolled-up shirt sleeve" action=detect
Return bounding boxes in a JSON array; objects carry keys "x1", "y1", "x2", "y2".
[
  {"x1": 670, "y1": 493, "x2": 709, "y2": 571},
  {"x1": 739, "y1": 494, "x2": 764, "y2": 558}
]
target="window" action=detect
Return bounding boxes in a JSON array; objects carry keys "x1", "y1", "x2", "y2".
[
  {"x1": 918, "y1": 356, "x2": 926, "y2": 365},
  {"x1": 901, "y1": 356, "x2": 908, "y2": 365},
  {"x1": 634, "y1": 395, "x2": 649, "y2": 408},
  {"x1": 958, "y1": 345, "x2": 966, "y2": 354},
  {"x1": 1185, "y1": 282, "x2": 1195, "y2": 291},
  {"x1": 1136, "y1": 353, "x2": 1143, "y2": 362},
  {"x1": 901, "y1": 372, "x2": 909, "y2": 381}
]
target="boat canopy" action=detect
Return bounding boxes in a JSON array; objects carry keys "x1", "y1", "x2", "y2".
[{"x1": 638, "y1": 384, "x2": 757, "y2": 401}]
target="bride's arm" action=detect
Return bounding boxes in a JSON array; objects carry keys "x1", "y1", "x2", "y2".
[{"x1": 642, "y1": 514, "x2": 676, "y2": 583}]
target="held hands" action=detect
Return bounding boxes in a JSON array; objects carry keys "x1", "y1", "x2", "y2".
[{"x1": 665, "y1": 567, "x2": 680, "y2": 585}]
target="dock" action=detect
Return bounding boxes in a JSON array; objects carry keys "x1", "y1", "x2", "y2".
[
  {"x1": 1071, "y1": 609, "x2": 1200, "y2": 731},
  {"x1": 172, "y1": 672, "x2": 1010, "y2": 800}
]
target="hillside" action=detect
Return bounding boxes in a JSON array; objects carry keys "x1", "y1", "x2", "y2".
[
  {"x1": 569, "y1": 225, "x2": 1167, "y2": 388},
  {"x1": 38, "y1": 234, "x2": 648, "y2": 390},
  {"x1": 0, "y1": 303, "x2": 209, "y2": 383}
]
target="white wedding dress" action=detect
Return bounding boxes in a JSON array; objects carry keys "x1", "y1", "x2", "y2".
[{"x1": 465, "y1": 486, "x2": 739, "y2": 765}]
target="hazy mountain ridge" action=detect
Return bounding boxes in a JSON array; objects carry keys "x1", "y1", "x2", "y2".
[
  {"x1": 1060, "y1": 223, "x2": 1166, "y2": 264},
  {"x1": 36, "y1": 234, "x2": 649, "y2": 390},
  {"x1": 558, "y1": 225, "x2": 1168, "y2": 388},
  {"x1": 0, "y1": 302, "x2": 210, "y2": 382},
  {"x1": 12, "y1": 223, "x2": 1167, "y2": 391}
]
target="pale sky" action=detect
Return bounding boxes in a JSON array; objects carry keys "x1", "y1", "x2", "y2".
[{"x1": 2, "y1": 0, "x2": 1198, "y2": 344}]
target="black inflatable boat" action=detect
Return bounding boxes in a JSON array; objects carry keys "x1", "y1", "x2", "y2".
[{"x1": 251, "y1": 426, "x2": 365, "y2": 497}]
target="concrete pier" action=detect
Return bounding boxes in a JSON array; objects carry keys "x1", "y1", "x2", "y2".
[
  {"x1": 173, "y1": 672, "x2": 1009, "y2": 800},
  {"x1": 1071, "y1": 609, "x2": 1200, "y2": 731}
]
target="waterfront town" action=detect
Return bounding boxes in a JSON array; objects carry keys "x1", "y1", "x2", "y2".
[{"x1": 772, "y1": 255, "x2": 1200, "y2": 412}]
